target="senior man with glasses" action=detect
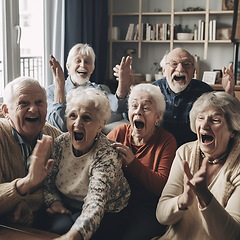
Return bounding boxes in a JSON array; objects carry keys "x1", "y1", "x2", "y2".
[{"x1": 113, "y1": 48, "x2": 235, "y2": 147}]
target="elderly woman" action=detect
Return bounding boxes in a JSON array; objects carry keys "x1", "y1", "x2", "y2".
[
  {"x1": 155, "y1": 91, "x2": 240, "y2": 240},
  {"x1": 43, "y1": 87, "x2": 130, "y2": 240},
  {"x1": 107, "y1": 83, "x2": 177, "y2": 240}
]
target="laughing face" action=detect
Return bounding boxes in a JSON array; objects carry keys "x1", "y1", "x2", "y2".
[
  {"x1": 128, "y1": 92, "x2": 161, "y2": 144},
  {"x1": 6, "y1": 84, "x2": 47, "y2": 143},
  {"x1": 163, "y1": 48, "x2": 195, "y2": 93},
  {"x1": 66, "y1": 102, "x2": 103, "y2": 157},
  {"x1": 196, "y1": 108, "x2": 234, "y2": 159},
  {"x1": 66, "y1": 53, "x2": 95, "y2": 86}
]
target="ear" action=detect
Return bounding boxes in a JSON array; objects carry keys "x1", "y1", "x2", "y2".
[
  {"x1": 156, "y1": 113, "x2": 162, "y2": 124},
  {"x1": 162, "y1": 67, "x2": 166, "y2": 77},
  {"x1": 1, "y1": 104, "x2": 9, "y2": 118},
  {"x1": 66, "y1": 63, "x2": 70, "y2": 71}
]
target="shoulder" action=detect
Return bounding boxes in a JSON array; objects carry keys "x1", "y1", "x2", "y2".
[
  {"x1": 155, "y1": 127, "x2": 177, "y2": 147},
  {"x1": 152, "y1": 78, "x2": 166, "y2": 87},
  {"x1": 176, "y1": 141, "x2": 198, "y2": 160},
  {"x1": 107, "y1": 123, "x2": 131, "y2": 140},
  {"x1": 189, "y1": 79, "x2": 213, "y2": 92},
  {"x1": 42, "y1": 122, "x2": 62, "y2": 139}
]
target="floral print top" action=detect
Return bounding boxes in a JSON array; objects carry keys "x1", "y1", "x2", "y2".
[{"x1": 44, "y1": 132, "x2": 130, "y2": 240}]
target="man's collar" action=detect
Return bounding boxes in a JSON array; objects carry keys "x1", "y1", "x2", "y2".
[{"x1": 12, "y1": 127, "x2": 42, "y2": 146}]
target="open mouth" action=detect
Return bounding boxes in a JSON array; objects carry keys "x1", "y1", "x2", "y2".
[
  {"x1": 173, "y1": 75, "x2": 186, "y2": 81},
  {"x1": 25, "y1": 117, "x2": 39, "y2": 122},
  {"x1": 74, "y1": 132, "x2": 84, "y2": 141},
  {"x1": 134, "y1": 120, "x2": 144, "y2": 129},
  {"x1": 201, "y1": 134, "x2": 214, "y2": 143},
  {"x1": 77, "y1": 70, "x2": 87, "y2": 75}
]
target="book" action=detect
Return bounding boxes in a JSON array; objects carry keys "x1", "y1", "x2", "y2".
[
  {"x1": 212, "y1": 20, "x2": 216, "y2": 40},
  {"x1": 209, "y1": 20, "x2": 213, "y2": 40}
]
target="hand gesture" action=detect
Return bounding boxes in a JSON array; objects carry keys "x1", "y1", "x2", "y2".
[
  {"x1": 47, "y1": 201, "x2": 71, "y2": 215},
  {"x1": 16, "y1": 135, "x2": 53, "y2": 194},
  {"x1": 111, "y1": 142, "x2": 135, "y2": 166},
  {"x1": 49, "y1": 55, "x2": 65, "y2": 88},
  {"x1": 178, "y1": 158, "x2": 212, "y2": 209},
  {"x1": 114, "y1": 56, "x2": 134, "y2": 99},
  {"x1": 222, "y1": 63, "x2": 235, "y2": 96}
]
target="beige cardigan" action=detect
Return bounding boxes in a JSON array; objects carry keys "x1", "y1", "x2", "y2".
[
  {"x1": 156, "y1": 137, "x2": 240, "y2": 240},
  {"x1": 0, "y1": 118, "x2": 61, "y2": 215}
]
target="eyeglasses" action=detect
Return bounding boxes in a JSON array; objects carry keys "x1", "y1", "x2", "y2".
[{"x1": 166, "y1": 61, "x2": 194, "y2": 69}]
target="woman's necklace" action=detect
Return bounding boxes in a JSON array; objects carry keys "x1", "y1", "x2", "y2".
[{"x1": 200, "y1": 150, "x2": 229, "y2": 164}]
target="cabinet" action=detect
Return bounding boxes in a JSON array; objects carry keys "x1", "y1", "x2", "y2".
[{"x1": 108, "y1": 0, "x2": 234, "y2": 81}]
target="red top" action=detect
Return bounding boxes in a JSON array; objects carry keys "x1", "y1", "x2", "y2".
[{"x1": 107, "y1": 124, "x2": 177, "y2": 197}]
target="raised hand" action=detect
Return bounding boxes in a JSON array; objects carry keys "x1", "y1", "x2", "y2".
[
  {"x1": 114, "y1": 56, "x2": 134, "y2": 99},
  {"x1": 16, "y1": 135, "x2": 53, "y2": 195},
  {"x1": 222, "y1": 63, "x2": 235, "y2": 96}
]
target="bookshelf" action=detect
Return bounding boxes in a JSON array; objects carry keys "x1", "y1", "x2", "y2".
[{"x1": 108, "y1": 0, "x2": 234, "y2": 81}]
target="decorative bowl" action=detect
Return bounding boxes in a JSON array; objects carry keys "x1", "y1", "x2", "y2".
[{"x1": 177, "y1": 33, "x2": 194, "y2": 40}]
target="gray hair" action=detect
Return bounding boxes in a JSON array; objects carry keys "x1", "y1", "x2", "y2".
[
  {"x1": 66, "y1": 43, "x2": 95, "y2": 66},
  {"x1": 3, "y1": 76, "x2": 46, "y2": 106},
  {"x1": 66, "y1": 87, "x2": 111, "y2": 125},
  {"x1": 160, "y1": 48, "x2": 196, "y2": 68},
  {"x1": 190, "y1": 91, "x2": 240, "y2": 135},
  {"x1": 128, "y1": 83, "x2": 166, "y2": 124}
]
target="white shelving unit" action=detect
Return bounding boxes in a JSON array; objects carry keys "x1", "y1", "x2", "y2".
[{"x1": 108, "y1": 0, "x2": 234, "y2": 80}]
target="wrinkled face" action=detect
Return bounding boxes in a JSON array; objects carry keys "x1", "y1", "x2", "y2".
[
  {"x1": 6, "y1": 84, "x2": 47, "y2": 142},
  {"x1": 66, "y1": 102, "x2": 103, "y2": 156},
  {"x1": 196, "y1": 108, "x2": 234, "y2": 159},
  {"x1": 66, "y1": 53, "x2": 95, "y2": 86},
  {"x1": 163, "y1": 49, "x2": 195, "y2": 93},
  {"x1": 128, "y1": 92, "x2": 161, "y2": 143}
]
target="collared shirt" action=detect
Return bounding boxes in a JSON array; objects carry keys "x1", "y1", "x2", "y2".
[
  {"x1": 153, "y1": 78, "x2": 213, "y2": 147},
  {"x1": 46, "y1": 76, "x2": 127, "y2": 132},
  {"x1": 12, "y1": 127, "x2": 42, "y2": 174}
]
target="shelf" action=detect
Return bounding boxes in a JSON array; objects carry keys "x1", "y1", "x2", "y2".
[{"x1": 109, "y1": 0, "x2": 234, "y2": 79}]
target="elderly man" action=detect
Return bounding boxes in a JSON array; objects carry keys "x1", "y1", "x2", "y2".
[
  {"x1": 47, "y1": 43, "x2": 131, "y2": 132},
  {"x1": 114, "y1": 48, "x2": 235, "y2": 147},
  {"x1": 0, "y1": 76, "x2": 61, "y2": 227}
]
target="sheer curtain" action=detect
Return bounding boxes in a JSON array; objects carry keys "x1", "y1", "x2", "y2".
[{"x1": 43, "y1": 0, "x2": 65, "y2": 87}]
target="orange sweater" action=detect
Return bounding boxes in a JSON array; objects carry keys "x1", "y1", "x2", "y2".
[{"x1": 107, "y1": 124, "x2": 177, "y2": 197}]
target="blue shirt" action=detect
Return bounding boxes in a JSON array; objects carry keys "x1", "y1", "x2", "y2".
[
  {"x1": 153, "y1": 78, "x2": 213, "y2": 147},
  {"x1": 46, "y1": 76, "x2": 126, "y2": 132}
]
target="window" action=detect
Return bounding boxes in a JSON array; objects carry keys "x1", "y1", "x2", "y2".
[{"x1": 0, "y1": 0, "x2": 44, "y2": 100}]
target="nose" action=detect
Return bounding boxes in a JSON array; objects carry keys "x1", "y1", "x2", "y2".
[
  {"x1": 175, "y1": 62, "x2": 185, "y2": 71},
  {"x1": 201, "y1": 119, "x2": 210, "y2": 129},
  {"x1": 134, "y1": 106, "x2": 142, "y2": 115},
  {"x1": 28, "y1": 105, "x2": 38, "y2": 113},
  {"x1": 74, "y1": 116, "x2": 83, "y2": 127}
]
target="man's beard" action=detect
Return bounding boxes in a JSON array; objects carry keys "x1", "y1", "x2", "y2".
[{"x1": 71, "y1": 75, "x2": 90, "y2": 86}]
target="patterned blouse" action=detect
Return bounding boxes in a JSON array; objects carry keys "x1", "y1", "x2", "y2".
[{"x1": 44, "y1": 132, "x2": 130, "y2": 240}]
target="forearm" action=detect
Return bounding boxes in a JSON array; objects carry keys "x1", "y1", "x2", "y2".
[{"x1": 0, "y1": 179, "x2": 27, "y2": 214}]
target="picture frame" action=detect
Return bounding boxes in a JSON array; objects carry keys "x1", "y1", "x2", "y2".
[
  {"x1": 202, "y1": 71, "x2": 217, "y2": 84},
  {"x1": 222, "y1": 0, "x2": 234, "y2": 10}
]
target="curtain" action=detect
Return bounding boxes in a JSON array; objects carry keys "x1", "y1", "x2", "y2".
[
  {"x1": 64, "y1": 0, "x2": 108, "y2": 84},
  {"x1": 43, "y1": 0, "x2": 65, "y2": 87}
]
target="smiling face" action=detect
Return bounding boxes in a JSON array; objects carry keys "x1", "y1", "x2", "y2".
[
  {"x1": 5, "y1": 84, "x2": 47, "y2": 143},
  {"x1": 66, "y1": 53, "x2": 95, "y2": 86},
  {"x1": 66, "y1": 102, "x2": 103, "y2": 156},
  {"x1": 163, "y1": 48, "x2": 195, "y2": 93},
  {"x1": 196, "y1": 108, "x2": 234, "y2": 159},
  {"x1": 128, "y1": 92, "x2": 161, "y2": 144}
]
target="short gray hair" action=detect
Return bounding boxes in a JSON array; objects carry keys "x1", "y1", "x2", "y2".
[
  {"x1": 66, "y1": 43, "x2": 95, "y2": 66},
  {"x1": 3, "y1": 76, "x2": 46, "y2": 106},
  {"x1": 190, "y1": 91, "x2": 240, "y2": 135},
  {"x1": 160, "y1": 48, "x2": 196, "y2": 69},
  {"x1": 128, "y1": 83, "x2": 166, "y2": 123},
  {"x1": 66, "y1": 87, "x2": 111, "y2": 125}
]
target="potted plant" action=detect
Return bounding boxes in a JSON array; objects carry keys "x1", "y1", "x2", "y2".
[{"x1": 152, "y1": 61, "x2": 163, "y2": 80}]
